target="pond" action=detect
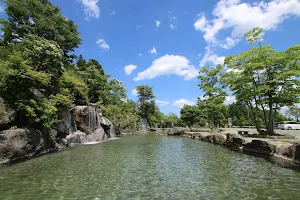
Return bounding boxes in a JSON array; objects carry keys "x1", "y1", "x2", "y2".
[{"x1": 1, "y1": 133, "x2": 300, "y2": 200}]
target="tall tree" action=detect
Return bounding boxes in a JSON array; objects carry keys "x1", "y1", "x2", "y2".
[
  {"x1": 198, "y1": 65, "x2": 227, "y2": 130},
  {"x1": 136, "y1": 85, "x2": 156, "y2": 129},
  {"x1": 224, "y1": 27, "x2": 300, "y2": 134},
  {"x1": 0, "y1": 0, "x2": 81, "y2": 55},
  {"x1": 76, "y1": 58, "x2": 110, "y2": 104}
]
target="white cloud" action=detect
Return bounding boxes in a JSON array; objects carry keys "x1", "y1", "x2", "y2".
[
  {"x1": 219, "y1": 37, "x2": 241, "y2": 49},
  {"x1": 168, "y1": 11, "x2": 178, "y2": 30},
  {"x1": 96, "y1": 39, "x2": 110, "y2": 50},
  {"x1": 169, "y1": 24, "x2": 177, "y2": 30},
  {"x1": 172, "y1": 99, "x2": 195, "y2": 108},
  {"x1": 78, "y1": 0, "x2": 100, "y2": 20},
  {"x1": 155, "y1": 100, "x2": 170, "y2": 107},
  {"x1": 200, "y1": 46, "x2": 225, "y2": 67},
  {"x1": 124, "y1": 64, "x2": 137, "y2": 75},
  {"x1": 225, "y1": 95, "x2": 236, "y2": 105},
  {"x1": 194, "y1": 0, "x2": 300, "y2": 48},
  {"x1": 155, "y1": 20, "x2": 161, "y2": 28},
  {"x1": 132, "y1": 89, "x2": 138, "y2": 96},
  {"x1": 0, "y1": 6, "x2": 4, "y2": 12},
  {"x1": 109, "y1": 11, "x2": 116, "y2": 16},
  {"x1": 136, "y1": 25, "x2": 142, "y2": 29},
  {"x1": 149, "y1": 47, "x2": 157, "y2": 55},
  {"x1": 139, "y1": 53, "x2": 143, "y2": 57},
  {"x1": 134, "y1": 54, "x2": 199, "y2": 81}
]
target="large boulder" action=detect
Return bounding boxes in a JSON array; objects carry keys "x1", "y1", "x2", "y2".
[
  {"x1": 281, "y1": 143, "x2": 300, "y2": 162},
  {"x1": 54, "y1": 108, "x2": 73, "y2": 136},
  {"x1": 69, "y1": 106, "x2": 115, "y2": 143},
  {"x1": 0, "y1": 128, "x2": 54, "y2": 163},
  {"x1": 66, "y1": 131, "x2": 88, "y2": 145},
  {"x1": 165, "y1": 128, "x2": 187, "y2": 136},
  {"x1": 99, "y1": 115, "x2": 116, "y2": 138},
  {"x1": 72, "y1": 106, "x2": 92, "y2": 134},
  {"x1": 243, "y1": 140, "x2": 276, "y2": 155},
  {"x1": 0, "y1": 105, "x2": 16, "y2": 131},
  {"x1": 226, "y1": 133, "x2": 245, "y2": 150}
]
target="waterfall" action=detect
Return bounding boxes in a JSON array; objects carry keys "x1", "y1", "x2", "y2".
[
  {"x1": 88, "y1": 105, "x2": 99, "y2": 131},
  {"x1": 71, "y1": 111, "x2": 77, "y2": 132},
  {"x1": 87, "y1": 104, "x2": 116, "y2": 139},
  {"x1": 141, "y1": 117, "x2": 147, "y2": 130}
]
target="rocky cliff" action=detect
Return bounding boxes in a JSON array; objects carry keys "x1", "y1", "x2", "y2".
[{"x1": 0, "y1": 104, "x2": 117, "y2": 164}]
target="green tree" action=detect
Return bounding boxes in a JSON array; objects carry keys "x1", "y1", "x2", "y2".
[
  {"x1": 136, "y1": 85, "x2": 156, "y2": 129},
  {"x1": 287, "y1": 106, "x2": 300, "y2": 122},
  {"x1": 75, "y1": 58, "x2": 110, "y2": 104},
  {"x1": 180, "y1": 105, "x2": 201, "y2": 127},
  {"x1": 164, "y1": 113, "x2": 180, "y2": 127},
  {"x1": 0, "y1": 35, "x2": 71, "y2": 134},
  {"x1": 106, "y1": 79, "x2": 127, "y2": 105},
  {"x1": 0, "y1": 0, "x2": 81, "y2": 55},
  {"x1": 224, "y1": 27, "x2": 300, "y2": 134},
  {"x1": 101, "y1": 100, "x2": 139, "y2": 133},
  {"x1": 198, "y1": 65, "x2": 227, "y2": 130}
]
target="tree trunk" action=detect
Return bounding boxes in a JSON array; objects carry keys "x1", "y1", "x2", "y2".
[
  {"x1": 249, "y1": 102, "x2": 264, "y2": 134},
  {"x1": 267, "y1": 103, "x2": 275, "y2": 135}
]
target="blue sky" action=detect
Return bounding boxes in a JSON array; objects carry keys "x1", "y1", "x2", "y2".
[{"x1": 1, "y1": 0, "x2": 300, "y2": 114}]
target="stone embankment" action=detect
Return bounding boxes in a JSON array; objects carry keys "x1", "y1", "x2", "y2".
[{"x1": 162, "y1": 128, "x2": 300, "y2": 166}]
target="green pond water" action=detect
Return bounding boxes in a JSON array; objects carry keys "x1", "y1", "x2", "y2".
[{"x1": 1, "y1": 133, "x2": 300, "y2": 200}]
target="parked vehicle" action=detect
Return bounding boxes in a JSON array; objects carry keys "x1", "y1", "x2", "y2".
[
  {"x1": 278, "y1": 121, "x2": 300, "y2": 130},
  {"x1": 273, "y1": 122, "x2": 282, "y2": 129}
]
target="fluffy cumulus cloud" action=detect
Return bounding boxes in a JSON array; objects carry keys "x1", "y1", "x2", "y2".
[
  {"x1": 132, "y1": 89, "x2": 138, "y2": 96},
  {"x1": 134, "y1": 54, "x2": 199, "y2": 81},
  {"x1": 124, "y1": 64, "x2": 137, "y2": 75},
  {"x1": 155, "y1": 20, "x2": 161, "y2": 28},
  {"x1": 149, "y1": 47, "x2": 157, "y2": 55},
  {"x1": 155, "y1": 100, "x2": 170, "y2": 107},
  {"x1": 96, "y1": 39, "x2": 110, "y2": 50},
  {"x1": 194, "y1": 0, "x2": 300, "y2": 48},
  {"x1": 78, "y1": 0, "x2": 100, "y2": 20},
  {"x1": 172, "y1": 99, "x2": 195, "y2": 108}
]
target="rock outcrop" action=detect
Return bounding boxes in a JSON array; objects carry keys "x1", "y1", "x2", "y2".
[
  {"x1": 0, "y1": 128, "x2": 54, "y2": 163},
  {"x1": 54, "y1": 105, "x2": 116, "y2": 146},
  {"x1": 243, "y1": 140, "x2": 276, "y2": 155}
]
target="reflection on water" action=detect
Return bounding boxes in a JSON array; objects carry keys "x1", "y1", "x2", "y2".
[{"x1": 1, "y1": 133, "x2": 300, "y2": 200}]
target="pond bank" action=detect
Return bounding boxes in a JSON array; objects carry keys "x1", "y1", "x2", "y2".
[{"x1": 160, "y1": 128, "x2": 300, "y2": 167}]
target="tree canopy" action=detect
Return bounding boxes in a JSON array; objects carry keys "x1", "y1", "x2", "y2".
[{"x1": 223, "y1": 27, "x2": 300, "y2": 134}]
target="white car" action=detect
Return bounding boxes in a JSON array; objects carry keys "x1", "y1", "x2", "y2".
[{"x1": 278, "y1": 121, "x2": 300, "y2": 130}]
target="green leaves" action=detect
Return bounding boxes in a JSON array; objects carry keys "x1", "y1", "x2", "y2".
[
  {"x1": 223, "y1": 27, "x2": 300, "y2": 134},
  {"x1": 244, "y1": 27, "x2": 263, "y2": 45},
  {"x1": 1, "y1": 0, "x2": 81, "y2": 54},
  {"x1": 198, "y1": 65, "x2": 227, "y2": 129}
]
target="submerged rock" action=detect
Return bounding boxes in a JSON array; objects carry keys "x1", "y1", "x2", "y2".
[{"x1": 0, "y1": 128, "x2": 54, "y2": 163}]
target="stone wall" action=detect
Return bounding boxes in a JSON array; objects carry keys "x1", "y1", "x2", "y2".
[{"x1": 162, "y1": 128, "x2": 300, "y2": 166}]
